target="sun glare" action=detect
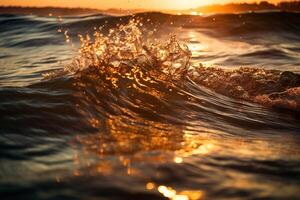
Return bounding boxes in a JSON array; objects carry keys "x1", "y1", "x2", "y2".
[{"x1": 171, "y1": 0, "x2": 205, "y2": 9}]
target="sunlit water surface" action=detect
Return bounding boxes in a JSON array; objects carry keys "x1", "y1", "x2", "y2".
[{"x1": 0, "y1": 12, "x2": 300, "y2": 200}]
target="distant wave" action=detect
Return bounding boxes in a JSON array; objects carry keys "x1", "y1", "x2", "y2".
[
  {"x1": 1, "y1": 11, "x2": 300, "y2": 36},
  {"x1": 1, "y1": 11, "x2": 300, "y2": 45}
]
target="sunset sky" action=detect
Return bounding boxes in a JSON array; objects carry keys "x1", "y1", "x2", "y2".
[{"x1": 0, "y1": 0, "x2": 292, "y2": 10}]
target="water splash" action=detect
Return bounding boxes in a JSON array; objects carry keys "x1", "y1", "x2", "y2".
[{"x1": 44, "y1": 19, "x2": 191, "y2": 81}]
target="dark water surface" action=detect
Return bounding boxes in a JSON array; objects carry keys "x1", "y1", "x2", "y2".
[{"x1": 0, "y1": 12, "x2": 300, "y2": 200}]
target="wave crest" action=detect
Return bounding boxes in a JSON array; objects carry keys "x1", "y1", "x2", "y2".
[{"x1": 44, "y1": 18, "x2": 300, "y2": 112}]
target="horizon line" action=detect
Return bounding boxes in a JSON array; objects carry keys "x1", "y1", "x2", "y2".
[{"x1": 1, "y1": 1, "x2": 298, "y2": 11}]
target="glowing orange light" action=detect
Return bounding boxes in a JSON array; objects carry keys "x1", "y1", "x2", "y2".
[
  {"x1": 146, "y1": 182, "x2": 155, "y2": 190},
  {"x1": 174, "y1": 157, "x2": 183, "y2": 163}
]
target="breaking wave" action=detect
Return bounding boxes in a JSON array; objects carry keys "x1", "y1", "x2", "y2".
[{"x1": 43, "y1": 19, "x2": 300, "y2": 112}]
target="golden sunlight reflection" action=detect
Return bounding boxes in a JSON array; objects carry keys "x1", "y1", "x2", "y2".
[
  {"x1": 70, "y1": 117, "x2": 300, "y2": 179},
  {"x1": 190, "y1": 11, "x2": 203, "y2": 16},
  {"x1": 70, "y1": 116, "x2": 222, "y2": 179},
  {"x1": 146, "y1": 182, "x2": 156, "y2": 190},
  {"x1": 174, "y1": 156, "x2": 183, "y2": 163},
  {"x1": 66, "y1": 113, "x2": 300, "y2": 198},
  {"x1": 157, "y1": 185, "x2": 204, "y2": 200}
]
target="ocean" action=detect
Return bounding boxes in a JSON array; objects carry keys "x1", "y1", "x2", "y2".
[{"x1": 0, "y1": 11, "x2": 300, "y2": 200}]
